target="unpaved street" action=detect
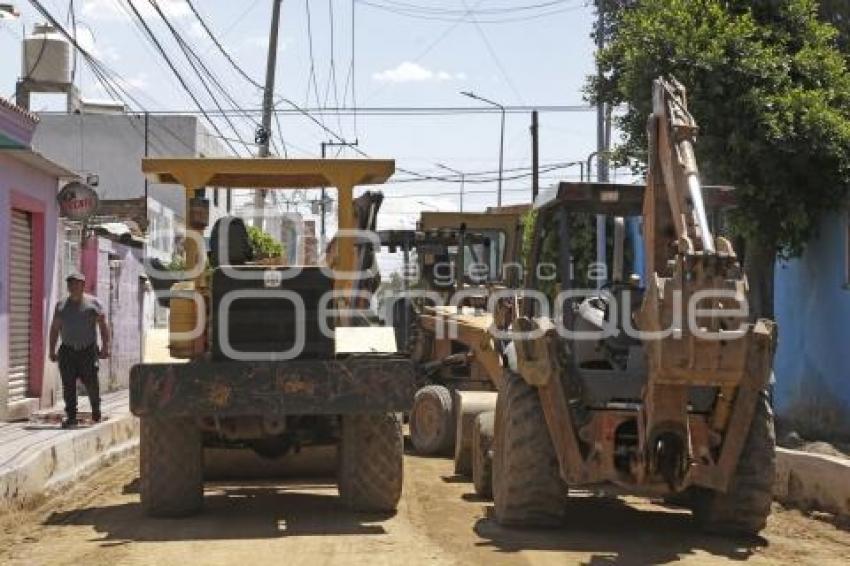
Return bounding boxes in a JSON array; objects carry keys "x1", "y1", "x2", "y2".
[{"x1": 2, "y1": 449, "x2": 849, "y2": 566}]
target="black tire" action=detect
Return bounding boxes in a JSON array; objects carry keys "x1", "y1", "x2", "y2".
[
  {"x1": 140, "y1": 416, "x2": 203, "y2": 517},
  {"x1": 493, "y1": 371, "x2": 566, "y2": 527},
  {"x1": 472, "y1": 411, "x2": 495, "y2": 498},
  {"x1": 338, "y1": 413, "x2": 404, "y2": 512},
  {"x1": 409, "y1": 385, "x2": 455, "y2": 456},
  {"x1": 692, "y1": 390, "x2": 776, "y2": 535}
]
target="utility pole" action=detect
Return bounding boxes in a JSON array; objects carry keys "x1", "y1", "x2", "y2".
[
  {"x1": 254, "y1": 0, "x2": 283, "y2": 229},
  {"x1": 319, "y1": 139, "x2": 359, "y2": 240},
  {"x1": 531, "y1": 110, "x2": 539, "y2": 202},
  {"x1": 595, "y1": 4, "x2": 610, "y2": 287},
  {"x1": 144, "y1": 111, "x2": 149, "y2": 226}
]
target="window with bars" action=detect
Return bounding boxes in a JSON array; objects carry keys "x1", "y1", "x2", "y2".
[{"x1": 62, "y1": 221, "x2": 82, "y2": 282}]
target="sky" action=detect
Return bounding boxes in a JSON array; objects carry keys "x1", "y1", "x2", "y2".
[{"x1": 0, "y1": 0, "x2": 604, "y2": 271}]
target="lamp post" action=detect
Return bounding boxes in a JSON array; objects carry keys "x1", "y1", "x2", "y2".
[
  {"x1": 435, "y1": 163, "x2": 465, "y2": 212},
  {"x1": 460, "y1": 91, "x2": 505, "y2": 208}
]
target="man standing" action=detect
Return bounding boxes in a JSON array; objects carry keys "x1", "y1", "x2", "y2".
[{"x1": 49, "y1": 272, "x2": 110, "y2": 428}]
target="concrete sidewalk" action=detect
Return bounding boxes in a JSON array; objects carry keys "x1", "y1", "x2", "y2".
[
  {"x1": 0, "y1": 329, "x2": 176, "y2": 509},
  {"x1": 0, "y1": 390, "x2": 138, "y2": 508}
]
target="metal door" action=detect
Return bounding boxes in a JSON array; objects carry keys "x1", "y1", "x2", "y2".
[{"x1": 9, "y1": 210, "x2": 34, "y2": 402}]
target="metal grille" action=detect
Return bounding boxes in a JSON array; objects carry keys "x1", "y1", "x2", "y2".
[
  {"x1": 61, "y1": 220, "x2": 82, "y2": 282},
  {"x1": 9, "y1": 210, "x2": 33, "y2": 402}
]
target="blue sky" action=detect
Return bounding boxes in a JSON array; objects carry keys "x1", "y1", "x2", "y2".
[{"x1": 0, "y1": 0, "x2": 603, "y2": 227}]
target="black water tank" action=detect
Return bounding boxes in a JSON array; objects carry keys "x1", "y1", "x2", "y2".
[{"x1": 211, "y1": 266, "x2": 334, "y2": 361}]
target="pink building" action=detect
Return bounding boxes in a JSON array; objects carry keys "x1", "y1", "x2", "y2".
[{"x1": 0, "y1": 96, "x2": 76, "y2": 420}]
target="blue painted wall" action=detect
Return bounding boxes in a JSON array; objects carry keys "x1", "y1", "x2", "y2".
[{"x1": 774, "y1": 211, "x2": 850, "y2": 437}]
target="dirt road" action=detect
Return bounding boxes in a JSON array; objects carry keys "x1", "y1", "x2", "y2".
[{"x1": 2, "y1": 448, "x2": 849, "y2": 566}]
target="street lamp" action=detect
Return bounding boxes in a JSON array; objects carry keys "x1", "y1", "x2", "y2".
[
  {"x1": 460, "y1": 90, "x2": 505, "y2": 208},
  {"x1": 435, "y1": 163, "x2": 465, "y2": 212}
]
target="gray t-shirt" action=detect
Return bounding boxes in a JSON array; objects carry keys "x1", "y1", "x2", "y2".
[{"x1": 55, "y1": 294, "x2": 104, "y2": 348}]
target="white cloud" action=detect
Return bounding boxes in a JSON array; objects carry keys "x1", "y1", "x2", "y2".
[
  {"x1": 372, "y1": 61, "x2": 466, "y2": 84},
  {"x1": 82, "y1": 0, "x2": 191, "y2": 21},
  {"x1": 188, "y1": 21, "x2": 206, "y2": 40},
  {"x1": 245, "y1": 36, "x2": 268, "y2": 48},
  {"x1": 241, "y1": 35, "x2": 289, "y2": 53},
  {"x1": 118, "y1": 72, "x2": 150, "y2": 91},
  {"x1": 76, "y1": 28, "x2": 119, "y2": 62}
]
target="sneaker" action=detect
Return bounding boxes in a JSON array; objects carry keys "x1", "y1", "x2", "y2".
[
  {"x1": 92, "y1": 411, "x2": 102, "y2": 423},
  {"x1": 61, "y1": 418, "x2": 78, "y2": 429}
]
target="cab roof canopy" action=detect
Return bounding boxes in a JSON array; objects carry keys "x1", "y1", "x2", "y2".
[{"x1": 142, "y1": 158, "x2": 395, "y2": 190}]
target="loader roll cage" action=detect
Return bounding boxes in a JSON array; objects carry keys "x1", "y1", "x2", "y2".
[{"x1": 142, "y1": 157, "x2": 395, "y2": 291}]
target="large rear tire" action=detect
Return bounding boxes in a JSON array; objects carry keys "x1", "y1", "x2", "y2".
[
  {"x1": 140, "y1": 416, "x2": 203, "y2": 517},
  {"x1": 338, "y1": 413, "x2": 404, "y2": 512},
  {"x1": 409, "y1": 385, "x2": 454, "y2": 456},
  {"x1": 492, "y1": 371, "x2": 566, "y2": 527},
  {"x1": 472, "y1": 411, "x2": 495, "y2": 498},
  {"x1": 692, "y1": 390, "x2": 776, "y2": 535}
]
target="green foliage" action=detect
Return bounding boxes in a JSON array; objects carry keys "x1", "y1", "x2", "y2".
[
  {"x1": 246, "y1": 225, "x2": 284, "y2": 259},
  {"x1": 165, "y1": 255, "x2": 185, "y2": 272},
  {"x1": 818, "y1": 0, "x2": 850, "y2": 54},
  {"x1": 520, "y1": 209, "x2": 538, "y2": 270},
  {"x1": 521, "y1": 208, "x2": 597, "y2": 296},
  {"x1": 588, "y1": 0, "x2": 850, "y2": 256}
]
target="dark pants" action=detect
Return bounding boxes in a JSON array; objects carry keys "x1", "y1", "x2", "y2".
[{"x1": 58, "y1": 344, "x2": 100, "y2": 420}]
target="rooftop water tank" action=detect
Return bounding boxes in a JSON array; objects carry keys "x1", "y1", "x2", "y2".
[{"x1": 22, "y1": 23, "x2": 71, "y2": 85}]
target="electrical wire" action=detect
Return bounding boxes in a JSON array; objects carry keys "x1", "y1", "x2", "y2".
[
  {"x1": 145, "y1": 0, "x2": 253, "y2": 155},
  {"x1": 324, "y1": 0, "x2": 343, "y2": 134},
  {"x1": 273, "y1": 101, "x2": 289, "y2": 157},
  {"x1": 183, "y1": 0, "x2": 263, "y2": 89},
  {"x1": 461, "y1": 0, "x2": 525, "y2": 104},
  {"x1": 26, "y1": 0, "x2": 211, "y2": 159},
  {"x1": 364, "y1": 0, "x2": 574, "y2": 16},
  {"x1": 304, "y1": 0, "x2": 327, "y2": 132},
  {"x1": 340, "y1": 0, "x2": 359, "y2": 136},
  {"x1": 357, "y1": 0, "x2": 586, "y2": 23},
  {"x1": 361, "y1": 0, "x2": 486, "y2": 104},
  {"x1": 179, "y1": 0, "x2": 286, "y2": 155},
  {"x1": 122, "y1": 0, "x2": 238, "y2": 154},
  {"x1": 112, "y1": 104, "x2": 594, "y2": 116}
]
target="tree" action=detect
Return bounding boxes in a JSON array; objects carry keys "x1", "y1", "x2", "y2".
[
  {"x1": 588, "y1": 0, "x2": 850, "y2": 317},
  {"x1": 819, "y1": 0, "x2": 850, "y2": 53}
]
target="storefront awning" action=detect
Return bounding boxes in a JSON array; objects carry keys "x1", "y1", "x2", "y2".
[{"x1": 0, "y1": 147, "x2": 78, "y2": 178}]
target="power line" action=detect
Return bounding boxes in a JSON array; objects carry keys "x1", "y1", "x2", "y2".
[
  {"x1": 179, "y1": 0, "x2": 285, "y2": 156},
  {"x1": 361, "y1": 0, "x2": 487, "y2": 104},
  {"x1": 340, "y1": 0, "x2": 358, "y2": 136},
  {"x1": 183, "y1": 0, "x2": 263, "y2": 89},
  {"x1": 145, "y1": 0, "x2": 252, "y2": 155},
  {"x1": 26, "y1": 0, "x2": 222, "y2": 160},
  {"x1": 122, "y1": 0, "x2": 238, "y2": 154},
  {"x1": 364, "y1": 0, "x2": 576, "y2": 15},
  {"x1": 109, "y1": 104, "x2": 594, "y2": 116},
  {"x1": 461, "y1": 0, "x2": 525, "y2": 104},
  {"x1": 304, "y1": 0, "x2": 327, "y2": 131},
  {"x1": 357, "y1": 0, "x2": 586, "y2": 23},
  {"x1": 324, "y1": 0, "x2": 343, "y2": 134}
]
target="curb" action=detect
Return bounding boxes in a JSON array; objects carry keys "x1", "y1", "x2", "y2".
[
  {"x1": 774, "y1": 447, "x2": 850, "y2": 518},
  {"x1": 0, "y1": 414, "x2": 139, "y2": 509}
]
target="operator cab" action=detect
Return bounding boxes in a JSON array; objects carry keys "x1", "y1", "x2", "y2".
[{"x1": 524, "y1": 181, "x2": 738, "y2": 410}]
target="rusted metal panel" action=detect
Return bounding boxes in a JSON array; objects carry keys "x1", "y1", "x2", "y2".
[{"x1": 130, "y1": 357, "x2": 416, "y2": 417}]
